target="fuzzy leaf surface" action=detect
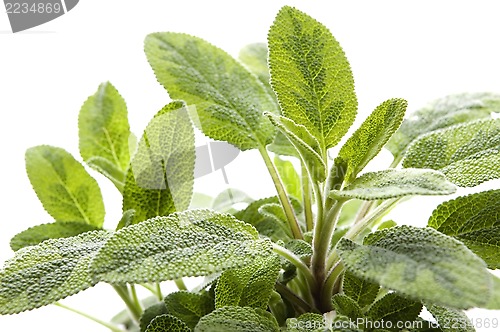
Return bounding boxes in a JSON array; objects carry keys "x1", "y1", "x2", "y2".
[
  {"x1": 194, "y1": 306, "x2": 279, "y2": 332},
  {"x1": 123, "y1": 101, "x2": 195, "y2": 223},
  {"x1": 366, "y1": 293, "x2": 422, "y2": 331},
  {"x1": 145, "y1": 32, "x2": 277, "y2": 150},
  {"x1": 145, "y1": 314, "x2": 191, "y2": 332},
  {"x1": 164, "y1": 291, "x2": 214, "y2": 329},
  {"x1": 25, "y1": 145, "x2": 105, "y2": 227},
  {"x1": 91, "y1": 209, "x2": 272, "y2": 284},
  {"x1": 140, "y1": 302, "x2": 168, "y2": 332},
  {"x1": 330, "y1": 169, "x2": 456, "y2": 201},
  {"x1": 403, "y1": 119, "x2": 500, "y2": 187},
  {"x1": 332, "y1": 294, "x2": 363, "y2": 321},
  {"x1": 342, "y1": 270, "x2": 380, "y2": 308},
  {"x1": 268, "y1": 6, "x2": 357, "y2": 149},
  {"x1": 426, "y1": 305, "x2": 475, "y2": 332},
  {"x1": 337, "y1": 226, "x2": 493, "y2": 309},
  {"x1": 0, "y1": 230, "x2": 111, "y2": 314}
]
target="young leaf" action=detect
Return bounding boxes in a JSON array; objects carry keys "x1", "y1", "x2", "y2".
[
  {"x1": 274, "y1": 156, "x2": 302, "y2": 200},
  {"x1": 428, "y1": 189, "x2": 500, "y2": 269},
  {"x1": 91, "y1": 209, "x2": 272, "y2": 284},
  {"x1": 145, "y1": 314, "x2": 191, "y2": 332},
  {"x1": 238, "y1": 43, "x2": 275, "y2": 97},
  {"x1": 342, "y1": 270, "x2": 380, "y2": 308},
  {"x1": 330, "y1": 169, "x2": 456, "y2": 201},
  {"x1": 0, "y1": 230, "x2": 112, "y2": 314},
  {"x1": 211, "y1": 188, "x2": 253, "y2": 214},
  {"x1": 140, "y1": 302, "x2": 169, "y2": 332},
  {"x1": 332, "y1": 294, "x2": 363, "y2": 321},
  {"x1": 337, "y1": 226, "x2": 494, "y2": 309},
  {"x1": 268, "y1": 6, "x2": 357, "y2": 150},
  {"x1": 123, "y1": 101, "x2": 195, "y2": 223},
  {"x1": 194, "y1": 306, "x2": 279, "y2": 332},
  {"x1": 338, "y1": 98, "x2": 407, "y2": 182},
  {"x1": 366, "y1": 293, "x2": 422, "y2": 330},
  {"x1": 426, "y1": 305, "x2": 475, "y2": 332},
  {"x1": 25, "y1": 145, "x2": 105, "y2": 227},
  {"x1": 268, "y1": 132, "x2": 300, "y2": 157},
  {"x1": 78, "y1": 82, "x2": 131, "y2": 190},
  {"x1": 164, "y1": 291, "x2": 214, "y2": 329},
  {"x1": 403, "y1": 119, "x2": 500, "y2": 187},
  {"x1": 145, "y1": 32, "x2": 277, "y2": 150},
  {"x1": 10, "y1": 222, "x2": 99, "y2": 251}
]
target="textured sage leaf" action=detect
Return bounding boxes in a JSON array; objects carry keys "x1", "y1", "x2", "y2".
[
  {"x1": 140, "y1": 302, "x2": 168, "y2": 332},
  {"x1": 25, "y1": 145, "x2": 105, "y2": 227},
  {"x1": 332, "y1": 294, "x2": 363, "y2": 321},
  {"x1": 342, "y1": 271, "x2": 380, "y2": 308},
  {"x1": 10, "y1": 222, "x2": 99, "y2": 251},
  {"x1": 426, "y1": 305, "x2": 475, "y2": 332},
  {"x1": 194, "y1": 306, "x2": 279, "y2": 332},
  {"x1": 211, "y1": 188, "x2": 253, "y2": 214},
  {"x1": 403, "y1": 119, "x2": 500, "y2": 187},
  {"x1": 215, "y1": 255, "x2": 280, "y2": 309},
  {"x1": 337, "y1": 226, "x2": 493, "y2": 309},
  {"x1": 388, "y1": 92, "x2": 500, "y2": 160},
  {"x1": 274, "y1": 156, "x2": 302, "y2": 200},
  {"x1": 268, "y1": 6, "x2": 357, "y2": 150},
  {"x1": 0, "y1": 230, "x2": 111, "y2": 314},
  {"x1": 164, "y1": 291, "x2": 214, "y2": 329},
  {"x1": 366, "y1": 293, "x2": 422, "y2": 331},
  {"x1": 239, "y1": 43, "x2": 274, "y2": 98},
  {"x1": 486, "y1": 275, "x2": 500, "y2": 309},
  {"x1": 123, "y1": 101, "x2": 195, "y2": 223},
  {"x1": 145, "y1": 314, "x2": 191, "y2": 332},
  {"x1": 78, "y1": 82, "x2": 131, "y2": 190},
  {"x1": 428, "y1": 189, "x2": 500, "y2": 269},
  {"x1": 145, "y1": 32, "x2": 277, "y2": 150},
  {"x1": 91, "y1": 209, "x2": 272, "y2": 284},
  {"x1": 330, "y1": 169, "x2": 456, "y2": 201},
  {"x1": 265, "y1": 113, "x2": 326, "y2": 182}
]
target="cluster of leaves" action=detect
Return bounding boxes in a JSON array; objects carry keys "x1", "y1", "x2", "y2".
[{"x1": 2, "y1": 5, "x2": 500, "y2": 332}]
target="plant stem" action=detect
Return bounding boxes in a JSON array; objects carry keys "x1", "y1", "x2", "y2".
[
  {"x1": 301, "y1": 161, "x2": 314, "y2": 232},
  {"x1": 321, "y1": 261, "x2": 345, "y2": 310},
  {"x1": 259, "y1": 146, "x2": 303, "y2": 239},
  {"x1": 156, "y1": 283, "x2": 164, "y2": 301},
  {"x1": 140, "y1": 283, "x2": 163, "y2": 301},
  {"x1": 275, "y1": 282, "x2": 316, "y2": 314},
  {"x1": 129, "y1": 284, "x2": 143, "y2": 312},
  {"x1": 272, "y1": 242, "x2": 316, "y2": 290},
  {"x1": 54, "y1": 302, "x2": 124, "y2": 332},
  {"x1": 113, "y1": 285, "x2": 142, "y2": 323},
  {"x1": 174, "y1": 278, "x2": 188, "y2": 291}
]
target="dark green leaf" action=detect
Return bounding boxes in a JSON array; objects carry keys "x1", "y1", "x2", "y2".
[
  {"x1": 332, "y1": 294, "x2": 363, "y2": 321},
  {"x1": 342, "y1": 270, "x2": 380, "y2": 308},
  {"x1": 426, "y1": 304, "x2": 475, "y2": 332},
  {"x1": 366, "y1": 293, "x2": 422, "y2": 331},
  {"x1": 286, "y1": 313, "x2": 324, "y2": 332},
  {"x1": 145, "y1": 314, "x2": 191, "y2": 332},
  {"x1": 140, "y1": 302, "x2": 168, "y2": 332},
  {"x1": 194, "y1": 306, "x2": 279, "y2": 332},
  {"x1": 164, "y1": 291, "x2": 214, "y2": 329}
]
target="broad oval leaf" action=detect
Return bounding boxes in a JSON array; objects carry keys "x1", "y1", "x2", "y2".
[
  {"x1": 194, "y1": 306, "x2": 279, "y2": 332},
  {"x1": 268, "y1": 6, "x2": 357, "y2": 150},
  {"x1": 78, "y1": 82, "x2": 131, "y2": 191},
  {"x1": 366, "y1": 293, "x2": 422, "y2": 330},
  {"x1": 426, "y1": 305, "x2": 475, "y2": 332},
  {"x1": 146, "y1": 314, "x2": 191, "y2": 332},
  {"x1": 337, "y1": 226, "x2": 494, "y2": 309},
  {"x1": 91, "y1": 209, "x2": 272, "y2": 284},
  {"x1": 140, "y1": 302, "x2": 169, "y2": 332},
  {"x1": 25, "y1": 145, "x2": 105, "y2": 227},
  {"x1": 123, "y1": 101, "x2": 195, "y2": 223},
  {"x1": 0, "y1": 230, "x2": 112, "y2": 314},
  {"x1": 164, "y1": 291, "x2": 214, "y2": 329},
  {"x1": 403, "y1": 119, "x2": 500, "y2": 187},
  {"x1": 145, "y1": 32, "x2": 278, "y2": 150},
  {"x1": 428, "y1": 189, "x2": 500, "y2": 269},
  {"x1": 330, "y1": 169, "x2": 456, "y2": 201}
]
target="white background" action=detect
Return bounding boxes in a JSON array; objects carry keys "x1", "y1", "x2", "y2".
[{"x1": 1, "y1": 0, "x2": 500, "y2": 331}]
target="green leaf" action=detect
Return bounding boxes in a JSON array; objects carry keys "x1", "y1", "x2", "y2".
[
  {"x1": 268, "y1": 6, "x2": 357, "y2": 150},
  {"x1": 337, "y1": 225, "x2": 494, "y2": 309},
  {"x1": 215, "y1": 255, "x2": 280, "y2": 309},
  {"x1": 25, "y1": 145, "x2": 105, "y2": 227},
  {"x1": 274, "y1": 156, "x2": 302, "y2": 200},
  {"x1": 330, "y1": 169, "x2": 456, "y2": 201},
  {"x1": 10, "y1": 222, "x2": 99, "y2": 251},
  {"x1": 366, "y1": 293, "x2": 422, "y2": 331},
  {"x1": 388, "y1": 92, "x2": 500, "y2": 161},
  {"x1": 342, "y1": 270, "x2": 380, "y2": 308},
  {"x1": 286, "y1": 313, "x2": 324, "y2": 331},
  {"x1": 486, "y1": 275, "x2": 500, "y2": 309},
  {"x1": 145, "y1": 32, "x2": 277, "y2": 150},
  {"x1": 164, "y1": 291, "x2": 214, "y2": 329},
  {"x1": 140, "y1": 302, "x2": 168, "y2": 332},
  {"x1": 238, "y1": 43, "x2": 274, "y2": 98},
  {"x1": 116, "y1": 209, "x2": 136, "y2": 230},
  {"x1": 123, "y1": 101, "x2": 195, "y2": 223},
  {"x1": 78, "y1": 82, "x2": 131, "y2": 190},
  {"x1": 265, "y1": 113, "x2": 326, "y2": 182},
  {"x1": 338, "y1": 98, "x2": 406, "y2": 182},
  {"x1": 190, "y1": 192, "x2": 214, "y2": 210},
  {"x1": 426, "y1": 305, "x2": 475, "y2": 332},
  {"x1": 194, "y1": 306, "x2": 279, "y2": 332},
  {"x1": 145, "y1": 314, "x2": 191, "y2": 332},
  {"x1": 332, "y1": 294, "x2": 363, "y2": 321},
  {"x1": 428, "y1": 189, "x2": 500, "y2": 269},
  {"x1": 268, "y1": 132, "x2": 300, "y2": 157},
  {"x1": 91, "y1": 209, "x2": 272, "y2": 284},
  {"x1": 403, "y1": 119, "x2": 500, "y2": 187},
  {"x1": 0, "y1": 230, "x2": 111, "y2": 314},
  {"x1": 211, "y1": 188, "x2": 253, "y2": 214}
]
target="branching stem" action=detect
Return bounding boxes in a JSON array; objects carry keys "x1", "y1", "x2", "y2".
[
  {"x1": 112, "y1": 285, "x2": 142, "y2": 323},
  {"x1": 54, "y1": 302, "x2": 124, "y2": 332},
  {"x1": 272, "y1": 242, "x2": 316, "y2": 290}
]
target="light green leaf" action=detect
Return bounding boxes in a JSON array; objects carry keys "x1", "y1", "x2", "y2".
[
  {"x1": 145, "y1": 32, "x2": 277, "y2": 150},
  {"x1": 428, "y1": 189, "x2": 500, "y2": 269},
  {"x1": 164, "y1": 291, "x2": 214, "y2": 329},
  {"x1": 337, "y1": 226, "x2": 494, "y2": 309},
  {"x1": 336, "y1": 200, "x2": 363, "y2": 227},
  {"x1": 10, "y1": 222, "x2": 99, "y2": 251},
  {"x1": 194, "y1": 306, "x2": 279, "y2": 332},
  {"x1": 403, "y1": 119, "x2": 500, "y2": 187},
  {"x1": 25, "y1": 145, "x2": 105, "y2": 227},
  {"x1": 238, "y1": 43, "x2": 274, "y2": 98},
  {"x1": 211, "y1": 188, "x2": 253, "y2": 214},
  {"x1": 342, "y1": 270, "x2": 380, "y2": 308},
  {"x1": 332, "y1": 294, "x2": 363, "y2": 321},
  {"x1": 366, "y1": 293, "x2": 422, "y2": 331},
  {"x1": 190, "y1": 192, "x2": 213, "y2": 210},
  {"x1": 274, "y1": 156, "x2": 302, "y2": 200},
  {"x1": 140, "y1": 302, "x2": 168, "y2": 332},
  {"x1": 330, "y1": 169, "x2": 456, "y2": 201},
  {"x1": 286, "y1": 313, "x2": 324, "y2": 332},
  {"x1": 116, "y1": 209, "x2": 136, "y2": 230},
  {"x1": 265, "y1": 113, "x2": 326, "y2": 182},
  {"x1": 145, "y1": 314, "x2": 191, "y2": 332},
  {"x1": 123, "y1": 101, "x2": 195, "y2": 223},
  {"x1": 91, "y1": 209, "x2": 272, "y2": 284},
  {"x1": 268, "y1": 6, "x2": 357, "y2": 150},
  {"x1": 338, "y1": 98, "x2": 407, "y2": 182},
  {"x1": 388, "y1": 92, "x2": 500, "y2": 161},
  {"x1": 426, "y1": 305, "x2": 475, "y2": 332},
  {"x1": 486, "y1": 275, "x2": 500, "y2": 309},
  {"x1": 0, "y1": 230, "x2": 112, "y2": 314},
  {"x1": 268, "y1": 132, "x2": 300, "y2": 157},
  {"x1": 78, "y1": 82, "x2": 131, "y2": 191}
]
